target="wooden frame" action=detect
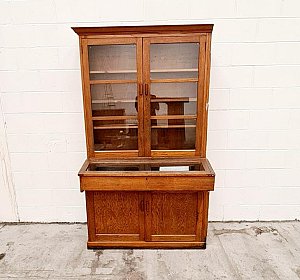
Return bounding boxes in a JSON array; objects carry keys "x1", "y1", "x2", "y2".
[
  {"x1": 142, "y1": 35, "x2": 208, "y2": 157},
  {"x1": 74, "y1": 24, "x2": 215, "y2": 249},
  {"x1": 79, "y1": 37, "x2": 143, "y2": 158},
  {"x1": 76, "y1": 26, "x2": 212, "y2": 159}
]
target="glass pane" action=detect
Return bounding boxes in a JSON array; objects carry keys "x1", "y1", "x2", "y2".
[
  {"x1": 91, "y1": 83, "x2": 138, "y2": 151},
  {"x1": 87, "y1": 162, "x2": 204, "y2": 172},
  {"x1": 91, "y1": 84, "x2": 138, "y2": 117},
  {"x1": 150, "y1": 82, "x2": 197, "y2": 150},
  {"x1": 88, "y1": 44, "x2": 136, "y2": 80},
  {"x1": 150, "y1": 83, "x2": 197, "y2": 116},
  {"x1": 150, "y1": 43, "x2": 199, "y2": 79},
  {"x1": 151, "y1": 119, "x2": 196, "y2": 150},
  {"x1": 94, "y1": 127, "x2": 138, "y2": 151}
]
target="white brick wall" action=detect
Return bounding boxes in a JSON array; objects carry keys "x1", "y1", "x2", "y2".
[{"x1": 0, "y1": 0, "x2": 299, "y2": 222}]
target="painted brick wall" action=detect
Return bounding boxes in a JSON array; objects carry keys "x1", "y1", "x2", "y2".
[{"x1": 0, "y1": 0, "x2": 299, "y2": 222}]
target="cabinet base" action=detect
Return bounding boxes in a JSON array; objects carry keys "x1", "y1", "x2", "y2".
[{"x1": 87, "y1": 241, "x2": 206, "y2": 249}]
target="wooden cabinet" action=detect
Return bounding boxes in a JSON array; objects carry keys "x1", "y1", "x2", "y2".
[{"x1": 73, "y1": 24, "x2": 215, "y2": 249}]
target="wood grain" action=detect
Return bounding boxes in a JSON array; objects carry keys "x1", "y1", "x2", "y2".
[
  {"x1": 92, "y1": 191, "x2": 144, "y2": 241},
  {"x1": 87, "y1": 241, "x2": 206, "y2": 249},
  {"x1": 200, "y1": 33, "x2": 212, "y2": 157},
  {"x1": 75, "y1": 25, "x2": 214, "y2": 249},
  {"x1": 147, "y1": 192, "x2": 198, "y2": 241},
  {"x1": 80, "y1": 38, "x2": 94, "y2": 158},
  {"x1": 80, "y1": 176, "x2": 214, "y2": 191},
  {"x1": 72, "y1": 24, "x2": 214, "y2": 36}
]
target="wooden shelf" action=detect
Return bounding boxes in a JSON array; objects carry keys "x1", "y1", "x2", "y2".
[
  {"x1": 90, "y1": 79, "x2": 136, "y2": 85},
  {"x1": 152, "y1": 125, "x2": 196, "y2": 129},
  {"x1": 92, "y1": 99, "x2": 136, "y2": 104},
  {"x1": 92, "y1": 98, "x2": 196, "y2": 104},
  {"x1": 90, "y1": 70, "x2": 136, "y2": 74},
  {"x1": 89, "y1": 77, "x2": 197, "y2": 85},
  {"x1": 94, "y1": 124, "x2": 196, "y2": 130},
  {"x1": 151, "y1": 78, "x2": 198, "y2": 83},
  {"x1": 94, "y1": 125, "x2": 138, "y2": 130},
  {"x1": 151, "y1": 115, "x2": 196, "y2": 120},
  {"x1": 89, "y1": 68, "x2": 198, "y2": 74},
  {"x1": 92, "y1": 115, "x2": 137, "y2": 121},
  {"x1": 152, "y1": 68, "x2": 198, "y2": 73},
  {"x1": 151, "y1": 97, "x2": 196, "y2": 103}
]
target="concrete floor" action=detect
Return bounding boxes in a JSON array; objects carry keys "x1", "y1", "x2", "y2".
[{"x1": 0, "y1": 222, "x2": 300, "y2": 279}]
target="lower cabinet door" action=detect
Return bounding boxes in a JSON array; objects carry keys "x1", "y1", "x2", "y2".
[
  {"x1": 86, "y1": 191, "x2": 145, "y2": 242},
  {"x1": 145, "y1": 192, "x2": 201, "y2": 242}
]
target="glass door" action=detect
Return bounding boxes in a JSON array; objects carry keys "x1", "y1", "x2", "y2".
[
  {"x1": 82, "y1": 38, "x2": 143, "y2": 157},
  {"x1": 143, "y1": 36, "x2": 206, "y2": 157}
]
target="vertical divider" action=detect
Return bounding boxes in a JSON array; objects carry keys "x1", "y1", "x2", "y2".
[
  {"x1": 143, "y1": 38, "x2": 151, "y2": 156},
  {"x1": 80, "y1": 38, "x2": 95, "y2": 158},
  {"x1": 195, "y1": 35, "x2": 207, "y2": 156},
  {"x1": 137, "y1": 37, "x2": 144, "y2": 156},
  {"x1": 201, "y1": 33, "x2": 212, "y2": 157}
]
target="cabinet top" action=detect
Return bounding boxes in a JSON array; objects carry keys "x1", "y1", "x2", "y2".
[{"x1": 72, "y1": 24, "x2": 213, "y2": 36}]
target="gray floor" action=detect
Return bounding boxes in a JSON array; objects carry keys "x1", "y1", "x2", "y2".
[{"x1": 0, "y1": 222, "x2": 300, "y2": 279}]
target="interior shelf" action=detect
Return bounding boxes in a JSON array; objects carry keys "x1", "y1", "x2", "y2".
[
  {"x1": 90, "y1": 77, "x2": 198, "y2": 85},
  {"x1": 151, "y1": 115, "x2": 196, "y2": 120},
  {"x1": 92, "y1": 99, "x2": 136, "y2": 104},
  {"x1": 94, "y1": 125, "x2": 138, "y2": 130},
  {"x1": 93, "y1": 124, "x2": 196, "y2": 130},
  {"x1": 92, "y1": 97, "x2": 196, "y2": 103},
  {"x1": 151, "y1": 97, "x2": 196, "y2": 103},
  {"x1": 92, "y1": 115, "x2": 137, "y2": 121},
  {"x1": 151, "y1": 78, "x2": 198, "y2": 83},
  {"x1": 89, "y1": 68, "x2": 198, "y2": 74},
  {"x1": 152, "y1": 124, "x2": 196, "y2": 129},
  {"x1": 92, "y1": 115, "x2": 195, "y2": 121},
  {"x1": 90, "y1": 79, "x2": 136, "y2": 85}
]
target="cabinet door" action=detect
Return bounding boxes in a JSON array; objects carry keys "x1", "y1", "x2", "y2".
[
  {"x1": 81, "y1": 38, "x2": 144, "y2": 158},
  {"x1": 143, "y1": 36, "x2": 208, "y2": 157},
  {"x1": 145, "y1": 192, "x2": 202, "y2": 242},
  {"x1": 87, "y1": 191, "x2": 144, "y2": 242}
]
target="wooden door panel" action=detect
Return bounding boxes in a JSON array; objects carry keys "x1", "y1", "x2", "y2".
[
  {"x1": 146, "y1": 192, "x2": 199, "y2": 242},
  {"x1": 91, "y1": 191, "x2": 144, "y2": 241}
]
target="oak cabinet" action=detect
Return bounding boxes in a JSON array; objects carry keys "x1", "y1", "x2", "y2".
[{"x1": 73, "y1": 24, "x2": 215, "y2": 249}]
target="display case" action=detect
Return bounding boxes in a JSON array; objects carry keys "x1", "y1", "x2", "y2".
[{"x1": 73, "y1": 24, "x2": 215, "y2": 248}]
